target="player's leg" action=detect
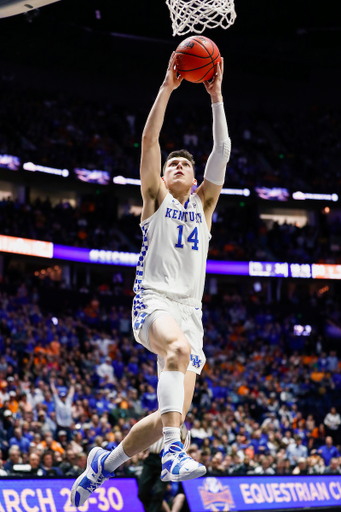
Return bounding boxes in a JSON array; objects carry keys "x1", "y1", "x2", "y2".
[
  {"x1": 143, "y1": 315, "x2": 205, "y2": 481},
  {"x1": 148, "y1": 315, "x2": 191, "y2": 436},
  {"x1": 70, "y1": 370, "x2": 196, "y2": 507},
  {"x1": 71, "y1": 311, "x2": 203, "y2": 505},
  {"x1": 122, "y1": 369, "x2": 196, "y2": 456}
]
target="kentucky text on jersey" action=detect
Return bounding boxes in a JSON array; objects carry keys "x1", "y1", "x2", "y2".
[
  {"x1": 165, "y1": 208, "x2": 203, "y2": 223},
  {"x1": 133, "y1": 192, "x2": 210, "y2": 301}
]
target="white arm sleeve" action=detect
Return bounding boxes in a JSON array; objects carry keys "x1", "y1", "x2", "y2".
[{"x1": 203, "y1": 102, "x2": 231, "y2": 186}]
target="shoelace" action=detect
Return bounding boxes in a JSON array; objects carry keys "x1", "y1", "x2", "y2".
[
  {"x1": 87, "y1": 473, "x2": 106, "y2": 493},
  {"x1": 173, "y1": 439, "x2": 192, "y2": 464},
  {"x1": 161, "y1": 432, "x2": 192, "y2": 460},
  {"x1": 183, "y1": 431, "x2": 191, "y2": 453}
]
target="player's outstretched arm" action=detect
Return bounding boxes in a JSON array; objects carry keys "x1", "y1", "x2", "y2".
[
  {"x1": 196, "y1": 58, "x2": 231, "y2": 230},
  {"x1": 140, "y1": 53, "x2": 183, "y2": 221}
]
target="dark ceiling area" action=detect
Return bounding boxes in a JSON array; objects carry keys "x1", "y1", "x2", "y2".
[{"x1": 0, "y1": 0, "x2": 340, "y2": 107}]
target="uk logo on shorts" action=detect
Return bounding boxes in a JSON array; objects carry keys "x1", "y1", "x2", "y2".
[{"x1": 191, "y1": 355, "x2": 202, "y2": 369}]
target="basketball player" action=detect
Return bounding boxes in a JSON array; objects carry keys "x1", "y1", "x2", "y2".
[{"x1": 71, "y1": 52, "x2": 231, "y2": 507}]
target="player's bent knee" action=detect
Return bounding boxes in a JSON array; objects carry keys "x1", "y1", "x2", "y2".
[{"x1": 167, "y1": 340, "x2": 191, "y2": 368}]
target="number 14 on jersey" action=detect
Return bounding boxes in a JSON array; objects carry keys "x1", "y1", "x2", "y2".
[{"x1": 175, "y1": 225, "x2": 199, "y2": 250}]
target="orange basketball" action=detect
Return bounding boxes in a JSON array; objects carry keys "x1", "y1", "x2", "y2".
[{"x1": 175, "y1": 35, "x2": 221, "y2": 83}]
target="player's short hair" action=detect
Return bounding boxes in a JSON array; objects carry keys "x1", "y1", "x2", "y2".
[{"x1": 163, "y1": 149, "x2": 195, "y2": 176}]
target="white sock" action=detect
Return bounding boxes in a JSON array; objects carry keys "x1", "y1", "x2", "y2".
[
  {"x1": 163, "y1": 426, "x2": 181, "y2": 447},
  {"x1": 103, "y1": 442, "x2": 130, "y2": 473},
  {"x1": 157, "y1": 371, "x2": 185, "y2": 415}
]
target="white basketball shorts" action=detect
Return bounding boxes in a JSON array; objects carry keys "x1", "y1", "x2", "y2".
[{"x1": 132, "y1": 289, "x2": 206, "y2": 376}]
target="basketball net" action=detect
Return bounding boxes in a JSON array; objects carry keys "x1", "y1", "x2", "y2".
[{"x1": 166, "y1": 0, "x2": 236, "y2": 36}]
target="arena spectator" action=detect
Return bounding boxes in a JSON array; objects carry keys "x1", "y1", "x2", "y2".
[
  {"x1": 292, "y1": 457, "x2": 308, "y2": 475},
  {"x1": 286, "y1": 436, "x2": 308, "y2": 466},
  {"x1": 41, "y1": 451, "x2": 63, "y2": 476},
  {"x1": 50, "y1": 378, "x2": 75, "y2": 437},
  {"x1": 275, "y1": 458, "x2": 290, "y2": 475},
  {"x1": 58, "y1": 449, "x2": 77, "y2": 475},
  {"x1": 324, "y1": 408, "x2": 341, "y2": 442},
  {"x1": 96, "y1": 356, "x2": 115, "y2": 383},
  {"x1": 253, "y1": 456, "x2": 275, "y2": 475},
  {"x1": 327, "y1": 351, "x2": 339, "y2": 372},
  {"x1": 39, "y1": 411, "x2": 57, "y2": 436},
  {"x1": 317, "y1": 436, "x2": 340, "y2": 466},
  {"x1": 231, "y1": 454, "x2": 252, "y2": 475},
  {"x1": 28, "y1": 452, "x2": 44, "y2": 476},
  {"x1": 9, "y1": 427, "x2": 30, "y2": 453},
  {"x1": 191, "y1": 420, "x2": 210, "y2": 446},
  {"x1": 65, "y1": 452, "x2": 87, "y2": 477},
  {"x1": 324, "y1": 457, "x2": 341, "y2": 475},
  {"x1": 141, "y1": 385, "x2": 158, "y2": 412},
  {"x1": 37, "y1": 431, "x2": 64, "y2": 454},
  {"x1": 3, "y1": 445, "x2": 20, "y2": 473}
]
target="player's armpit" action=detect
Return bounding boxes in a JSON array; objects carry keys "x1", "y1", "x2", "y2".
[
  {"x1": 196, "y1": 179, "x2": 222, "y2": 229},
  {"x1": 196, "y1": 179, "x2": 222, "y2": 211}
]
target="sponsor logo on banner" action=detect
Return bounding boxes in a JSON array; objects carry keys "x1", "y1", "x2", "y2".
[{"x1": 199, "y1": 478, "x2": 235, "y2": 511}]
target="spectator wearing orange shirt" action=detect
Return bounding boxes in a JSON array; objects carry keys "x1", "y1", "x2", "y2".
[
  {"x1": 293, "y1": 412, "x2": 305, "y2": 430},
  {"x1": 50, "y1": 340, "x2": 61, "y2": 356},
  {"x1": 8, "y1": 391, "x2": 19, "y2": 414},
  {"x1": 37, "y1": 432, "x2": 64, "y2": 455},
  {"x1": 0, "y1": 382, "x2": 9, "y2": 408},
  {"x1": 238, "y1": 383, "x2": 249, "y2": 396}
]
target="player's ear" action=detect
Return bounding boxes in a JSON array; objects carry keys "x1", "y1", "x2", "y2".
[{"x1": 193, "y1": 179, "x2": 197, "y2": 186}]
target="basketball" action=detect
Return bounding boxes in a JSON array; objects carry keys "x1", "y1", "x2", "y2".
[{"x1": 175, "y1": 35, "x2": 221, "y2": 83}]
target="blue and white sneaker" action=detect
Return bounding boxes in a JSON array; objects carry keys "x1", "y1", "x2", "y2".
[
  {"x1": 161, "y1": 441, "x2": 206, "y2": 482},
  {"x1": 70, "y1": 447, "x2": 114, "y2": 507}
]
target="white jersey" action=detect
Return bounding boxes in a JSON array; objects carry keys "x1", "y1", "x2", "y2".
[{"x1": 133, "y1": 191, "x2": 211, "y2": 303}]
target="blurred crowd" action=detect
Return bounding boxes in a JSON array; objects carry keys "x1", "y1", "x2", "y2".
[
  {"x1": 209, "y1": 207, "x2": 341, "y2": 264},
  {"x1": 1, "y1": 83, "x2": 341, "y2": 264},
  {"x1": 0, "y1": 84, "x2": 341, "y2": 192},
  {"x1": 0, "y1": 196, "x2": 137, "y2": 252},
  {"x1": 1, "y1": 195, "x2": 341, "y2": 264},
  {"x1": 1, "y1": 282, "x2": 341, "y2": 479}
]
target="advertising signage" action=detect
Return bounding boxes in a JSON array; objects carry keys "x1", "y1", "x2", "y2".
[
  {"x1": 0, "y1": 478, "x2": 144, "y2": 512},
  {"x1": 1, "y1": 476, "x2": 341, "y2": 512},
  {"x1": 0, "y1": 235, "x2": 53, "y2": 259},
  {"x1": 1, "y1": 235, "x2": 341, "y2": 280},
  {"x1": 182, "y1": 475, "x2": 341, "y2": 511}
]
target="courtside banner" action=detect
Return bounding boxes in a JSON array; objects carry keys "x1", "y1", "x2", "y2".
[
  {"x1": 0, "y1": 478, "x2": 144, "y2": 512},
  {"x1": 182, "y1": 475, "x2": 341, "y2": 511}
]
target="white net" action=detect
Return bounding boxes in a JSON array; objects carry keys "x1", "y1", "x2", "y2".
[{"x1": 166, "y1": 0, "x2": 237, "y2": 37}]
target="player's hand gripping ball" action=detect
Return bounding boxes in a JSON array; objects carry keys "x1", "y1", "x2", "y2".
[{"x1": 175, "y1": 35, "x2": 221, "y2": 83}]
